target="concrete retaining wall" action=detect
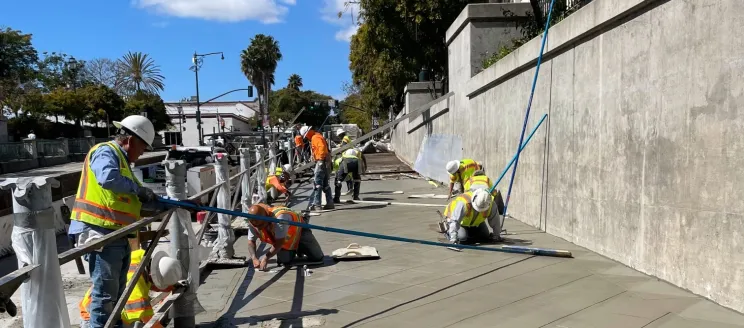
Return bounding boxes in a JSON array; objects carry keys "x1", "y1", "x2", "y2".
[{"x1": 392, "y1": 0, "x2": 744, "y2": 312}]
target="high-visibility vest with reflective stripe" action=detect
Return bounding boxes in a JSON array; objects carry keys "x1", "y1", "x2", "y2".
[
  {"x1": 256, "y1": 206, "x2": 303, "y2": 251},
  {"x1": 449, "y1": 159, "x2": 481, "y2": 184},
  {"x1": 342, "y1": 149, "x2": 361, "y2": 160},
  {"x1": 342, "y1": 136, "x2": 351, "y2": 144},
  {"x1": 464, "y1": 175, "x2": 492, "y2": 191},
  {"x1": 71, "y1": 141, "x2": 143, "y2": 230},
  {"x1": 80, "y1": 250, "x2": 157, "y2": 326},
  {"x1": 333, "y1": 157, "x2": 342, "y2": 171},
  {"x1": 443, "y1": 191, "x2": 492, "y2": 228}
]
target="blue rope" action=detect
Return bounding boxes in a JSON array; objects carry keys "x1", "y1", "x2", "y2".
[
  {"x1": 501, "y1": 0, "x2": 558, "y2": 230},
  {"x1": 489, "y1": 113, "x2": 548, "y2": 193},
  {"x1": 158, "y1": 197, "x2": 572, "y2": 258}
]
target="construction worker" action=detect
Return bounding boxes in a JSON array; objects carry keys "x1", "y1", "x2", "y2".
[
  {"x1": 333, "y1": 148, "x2": 363, "y2": 203},
  {"x1": 294, "y1": 132, "x2": 307, "y2": 164},
  {"x1": 80, "y1": 250, "x2": 183, "y2": 328},
  {"x1": 443, "y1": 189, "x2": 502, "y2": 244},
  {"x1": 266, "y1": 164, "x2": 292, "y2": 205},
  {"x1": 300, "y1": 126, "x2": 334, "y2": 211},
  {"x1": 67, "y1": 115, "x2": 197, "y2": 328},
  {"x1": 446, "y1": 159, "x2": 484, "y2": 199},
  {"x1": 246, "y1": 204, "x2": 324, "y2": 270},
  {"x1": 336, "y1": 128, "x2": 351, "y2": 146}
]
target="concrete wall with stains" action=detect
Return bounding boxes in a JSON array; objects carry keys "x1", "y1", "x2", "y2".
[{"x1": 392, "y1": 0, "x2": 744, "y2": 313}]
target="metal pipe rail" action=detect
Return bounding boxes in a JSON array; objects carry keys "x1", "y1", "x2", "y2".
[{"x1": 0, "y1": 140, "x2": 295, "y2": 328}]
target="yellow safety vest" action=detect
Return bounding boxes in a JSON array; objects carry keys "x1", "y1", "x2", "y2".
[
  {"x1": 443, "y1": 191, "x2": 492, "y2": 228},
  {"x1": 333, "y1": 157, "x2": 342, "y2": 172},
  {"x1": 71, "y1": 141, "x2": 143, "y2": 230},
  {"x1": 464, "y1": 175, "x2": 492, "y2": 191},
  {"x1": 342, "y1": 149, "x2": 361, "y2": 160},
  {"x1": 342, "y1": 136, "x2": 351, "y2": 144},
  {"x1": 80, "y1": 249, "x2": 155, "y2": 325},
  {"x1": 449, "y1": 159, "x2": 480, "y2": 184}
]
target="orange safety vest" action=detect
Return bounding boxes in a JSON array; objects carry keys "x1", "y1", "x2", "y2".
[
  {"x1": 442, "y1": 191, "x2": 492, "y2": 228},
  {"x1": 255, "y1": 206, "x2": 303, "y2": 251}
]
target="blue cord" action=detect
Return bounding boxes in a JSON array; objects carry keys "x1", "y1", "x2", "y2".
[
  {"x1": 501, "y1": 0, "x2": 558, "y2": 231},
  {"x1": 489, "y1": 113, "x2": 548, "y2": 194},
  {"x1": 158, "y1": 197, "x2": 572, "y2": 258}
]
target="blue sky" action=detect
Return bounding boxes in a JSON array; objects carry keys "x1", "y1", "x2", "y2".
[{"x1": 0, "y1": 0, "x2": 360, "y2": 102}]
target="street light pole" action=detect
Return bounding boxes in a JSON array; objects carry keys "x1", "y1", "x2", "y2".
[
  {"x1": 192, "y1": 51, "x2": 224, "y2": 146},
  {"x1": 177, "y1": 105, "x2": 184, "y2": 145}
]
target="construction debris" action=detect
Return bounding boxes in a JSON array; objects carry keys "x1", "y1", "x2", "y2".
[{"x1": 331, "y1": 243, "x2": 380, "y2": 260}]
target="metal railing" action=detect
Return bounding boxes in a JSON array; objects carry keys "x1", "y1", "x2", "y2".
[
  {"x1": 0, "y1": 138, "x2": 305, "y2": 328},
  {"x1": 68, "y1": 138, "x2": 93, "y2": 155},
  {"x1": 36, "y1": 140, "x2": 66, "y2": 158},
  {"x1": 0, "y1": 142, "x2": 33, "y2": 162}
]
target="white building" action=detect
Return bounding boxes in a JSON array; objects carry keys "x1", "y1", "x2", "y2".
[{"x1": 162, "y1": 100, "x2": 259, "y2": 146}]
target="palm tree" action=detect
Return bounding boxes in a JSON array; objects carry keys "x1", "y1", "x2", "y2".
[
  {"x1": 116, "y1": 51, "x2": 165, "y2": 95},
  {"x1": 287, "y1": 74, "x2": 302, "y2": 90},
  {"x1": 240, "y1": 34, "x2": 282, "y2": 135}
]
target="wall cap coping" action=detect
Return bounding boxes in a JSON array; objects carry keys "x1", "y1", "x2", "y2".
[
  {"x1": 465, "y1": 0, "x2": 657, "y2": 98},
  {"x1": 446, "y1": 3, "x2": 532, "y2": 46}
]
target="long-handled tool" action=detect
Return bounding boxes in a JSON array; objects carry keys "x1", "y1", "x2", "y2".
[
  {"x1": 160, "y1": 198, "x2": 572, "y2": 258},
  {"x1": 436, "y1": 210, "x2": 462, "y2": 252}
]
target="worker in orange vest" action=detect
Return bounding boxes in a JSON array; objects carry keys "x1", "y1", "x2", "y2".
[
  {"x1": 245, "y1": 204, "x2": 324, "y2": 270},
  {"x1": 79, "y1": 250, "x2": 183, "y2": 328}
]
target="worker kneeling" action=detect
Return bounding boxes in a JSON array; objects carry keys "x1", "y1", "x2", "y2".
[
  {"x1": 80, "y1": 250, "x2": 183, "y2": 328},
  {"x1": 246, "y1": 204, "x2": 324, "y2": 270},
  {"x1": 464, "y1": 171, "x2": 505, "y2": 215},
  {"x1": 443, "y1": 189, "x2": 502, "y2": 244},
  {"x1": 266, "y1": 164, "x2": 292, "y2": 205},
  {"x1": 333, "y1": 149, "x2": 362, "y2": 202},
  {"x1": 446, "y1": 159, "x2": 483, "y2": 199}
]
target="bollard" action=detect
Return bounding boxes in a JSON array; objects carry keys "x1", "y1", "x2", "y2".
[
  {"x1": 239, "y1": 148, "x2": 253, "y2": 211},
  {"x1": 210, "y1": 153, "x2": 236, "y2": 259},
  {"x1": 287, "y1": 139, "x2": 294, "y2": 184},
  {"x1": 255, "y1": 146, "x2": 267, "y2": 203},
  {"x1": 162, "y1": 159, "x2": 202, "y2": 327},
  {"x1": 0, "y1": 177, "x2": 70, "y2": 328}
]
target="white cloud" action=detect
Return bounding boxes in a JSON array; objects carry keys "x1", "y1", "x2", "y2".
[
  {"x1": 321, "y1": 0, "x2": 359, "y2": 42},
  {"x1": 134, "y1": 0, "x2": 295, "y2": 24},
  {"x1": 334, "y1": 24, "x2": 358, "y2": 42}
]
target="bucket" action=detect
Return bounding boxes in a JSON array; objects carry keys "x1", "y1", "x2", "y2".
[{"x1": 196, "y1": 211, "x2": 207, "y2": 224}]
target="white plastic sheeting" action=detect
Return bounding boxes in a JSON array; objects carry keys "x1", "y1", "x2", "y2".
[
  {"x1": 413, "y1": 134, "x2": 463, "y2": 184},
  {"x1": 3, "y1": 178, "x2": 70, "y2": 328},
  {"x1": 210, "y1": 154, "x2": 236, "y2": 259}
]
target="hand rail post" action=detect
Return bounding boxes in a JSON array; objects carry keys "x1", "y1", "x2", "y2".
[
  {"x1": 268, "y1": 142, "x2": 278, "y2": 174},
  {"x1": 0, "y1": 177, "x2": 70, "y2": 328},
  {"x1": 255, "y1": 146, "x2": 267, "y2": 203},
  {"x1": 209, "y1": 152, "x2": 237, "y2": 260},
  {"x1": 239, "y1": 148, "x2": 253, "y2": 211},
  {"x1": 162, "y1": 159, "x2": 198, "y2": 327}
]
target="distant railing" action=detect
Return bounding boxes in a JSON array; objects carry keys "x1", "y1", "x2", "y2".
[
  {"x1": 37, "y1": 140, "x2": 66, "y2": 158},
  {"x1": 535, "y1": 0, "x2": 592, "y2": 24},
  {"x1": 0, "y1": 142, "x2": 33, "y2": 161},
  {"x1": 68, "y1": 138, "x2": 92, "y2": 154}
]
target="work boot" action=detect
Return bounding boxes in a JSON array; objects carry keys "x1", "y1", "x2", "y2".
[
  {"x1": 323, "y1": 204, "x2": 335, "y2": 210},
  {"x1": 352, "y1": 182, "x2": 361, "y2": 201},
  {"x1": 333, "y1": 197, "x2": 341, "y2": 204}
]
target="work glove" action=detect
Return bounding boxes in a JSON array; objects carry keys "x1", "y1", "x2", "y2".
[{"x1": 137, "y1": 187, "x2": 158, "y2": 203}]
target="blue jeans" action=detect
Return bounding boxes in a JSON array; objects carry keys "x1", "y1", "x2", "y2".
[
  {"x1": 311, "y1": 161, "x2": 333, "y2": 207},
  {"x1": 84, "y1": 238, "x2": 131, "y2": 328}
]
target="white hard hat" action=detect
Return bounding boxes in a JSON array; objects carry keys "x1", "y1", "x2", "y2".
[
  {"x1": 282, "y1": 164, "x2": 291, "y2": 172},
  {"x1": 344, "y1": 149, "x2": 358, "y2": 157},
  {"x1": 336, "y1": 128, "x2": 346, "y2": 136},
  {"x1": 150, "y1": 251, "x2": 184, "y2": 290},
  {"x1": 446, "y1": 160, "x2": 460, "y2": 174},
  {"x1": 471, "y1": 189, "x2": 492, "y2": 212},
  {"x1": 299, "y1": 126, "x2": 311, "y2": 137},
  {"x1": 113, "y1": 115, "x2": 155, "y2": 150}
]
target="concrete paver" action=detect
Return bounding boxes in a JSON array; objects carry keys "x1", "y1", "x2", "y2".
[{"x1": 192, "y1": 178, "x2": 744, "y2": 328}]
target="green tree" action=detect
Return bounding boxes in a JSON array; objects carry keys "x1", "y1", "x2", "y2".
[
  {"x1": 117, "y1": 52, "x2": 165, "y2": 95},
  {"x1": 287, "y1": 74, "x2": 302, "y2": 90},
  {"x1": 268, "y1": 88, "x2": 331, "y2": 128},
  {"x1": 45, "y1": 88, "x2": 87, "y2": 128},
  {"x1": 0, "y1": 27, "x2": 39, "y2": 113},
  {"x1": 79, "y1": 84, "x2": 125, "y2": 125},
  {"x1": 240, "y1": 34, "x2": 282, "y2": 126},
  {"x1": 123, "y1": 91, "x2": 170, "y2": 132},
  {"x1": 348, "y1": 0, "x2": 483, "y2": 114},
  {"x1": 38, "y1": 52, "x2": 88, "y2": 92}
]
